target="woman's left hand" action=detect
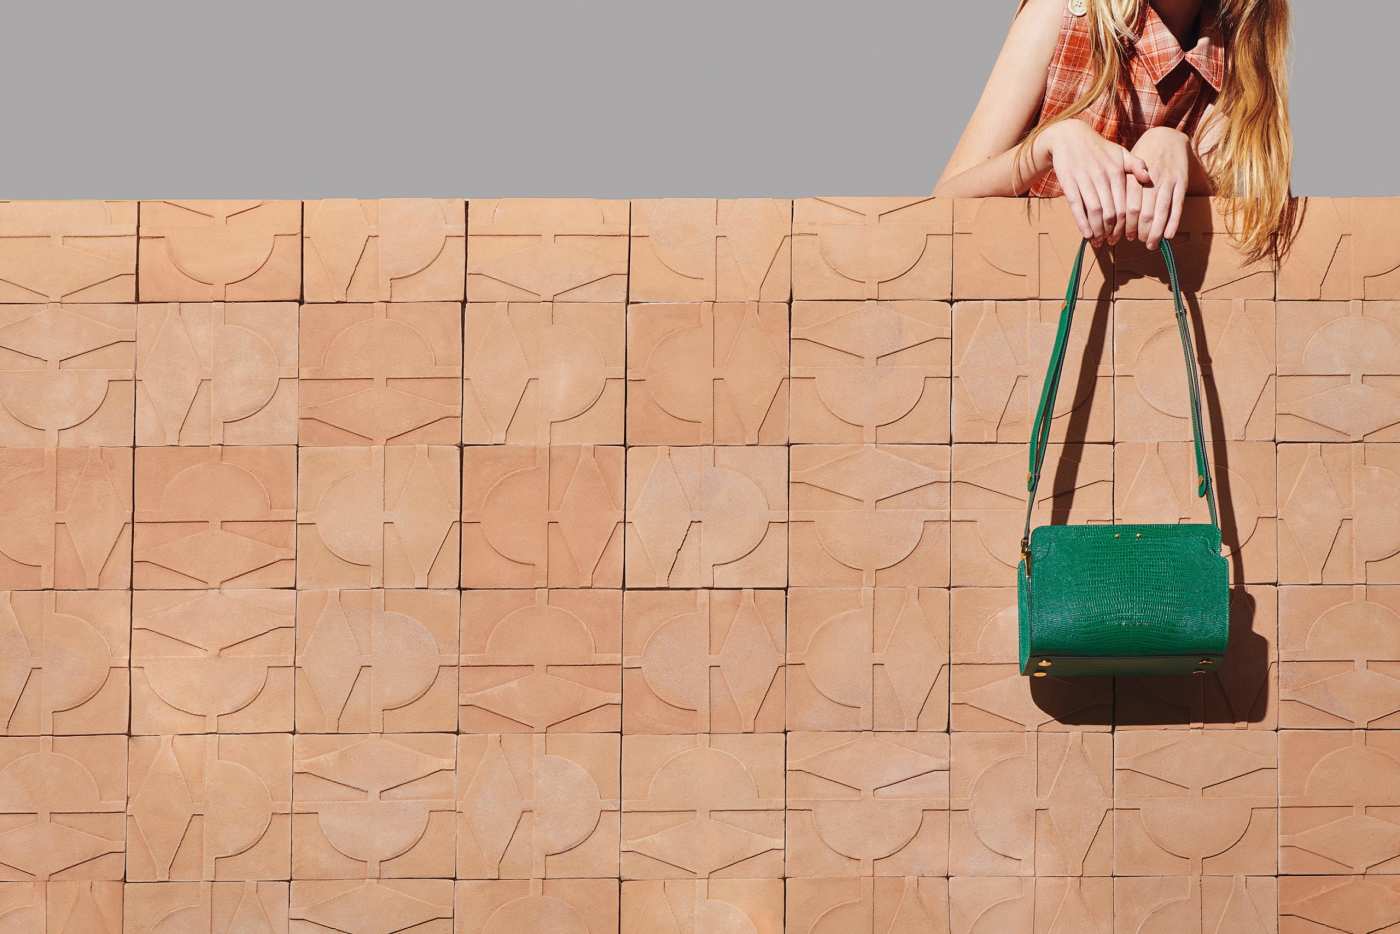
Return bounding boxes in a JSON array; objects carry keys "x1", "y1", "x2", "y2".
[{"x1": 1128, "y1": 126, "x2": 1191, "y2": 249}]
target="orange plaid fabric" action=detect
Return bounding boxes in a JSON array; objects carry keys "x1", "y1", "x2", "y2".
[{"x1": 1029, "y1": 1, "x2": 1226, "y2": 197}]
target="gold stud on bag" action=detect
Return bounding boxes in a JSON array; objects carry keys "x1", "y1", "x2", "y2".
[{"x1": 1018, "y1": 239, "x2": 1229, "y2": 677}]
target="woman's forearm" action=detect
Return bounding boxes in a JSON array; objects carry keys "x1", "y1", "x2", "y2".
[{"x1": 934, "y1": 141, "x2": 1051, "y2": 198}]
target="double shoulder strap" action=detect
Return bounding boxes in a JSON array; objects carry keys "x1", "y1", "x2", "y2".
[{"x1": 1020, "y1": 239, "x2": 1219, "y2": 562}]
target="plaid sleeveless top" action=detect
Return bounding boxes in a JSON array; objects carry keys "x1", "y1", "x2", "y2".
[{"x1": 1029, "y1": 1, "x2": 1226, "y2": 197}]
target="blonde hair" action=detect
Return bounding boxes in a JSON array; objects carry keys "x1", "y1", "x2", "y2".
[{"x1": 1015, "y1": 0, "x2": 1293, "y2": 262}]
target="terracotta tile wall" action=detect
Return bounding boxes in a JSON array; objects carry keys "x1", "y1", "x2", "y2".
[{"x1": 0, "y1": 195, "x2": 1396, "y2": 932}]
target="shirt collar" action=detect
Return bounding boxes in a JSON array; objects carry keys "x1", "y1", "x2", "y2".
[{"x1": 1134, "y1": 2, "x2": 1226, "y2": 92}]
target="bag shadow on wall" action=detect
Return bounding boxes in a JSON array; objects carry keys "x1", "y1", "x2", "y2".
[{"x1": 1030, "y1": 220, "x2": 1272, "y2": 728}]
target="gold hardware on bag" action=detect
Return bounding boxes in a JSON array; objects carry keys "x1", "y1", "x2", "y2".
[
  {"x1": 1199, "y1": 658, "x2": 1214, "y2": 666},
  {"x1": 1020, "y1": 538, "x2": 1032, "y2": 578},
  {"x1": 1038, "y1": 659, "x2": 1053, "y2": 668},
  {"x1": 1032, "y1": 671, "x2": 1048, "y2": 678},
  {"x1": 1192, "y1": 669, "x2": 1206, "y2": 676}
]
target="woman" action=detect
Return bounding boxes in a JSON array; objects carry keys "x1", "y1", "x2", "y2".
[{"x1": 935, "y1": 0, "x2": 1290, "y2": 261}]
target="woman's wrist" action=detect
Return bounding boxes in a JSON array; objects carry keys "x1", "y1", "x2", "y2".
[{"x1": 1030, "y1": 122, "x2": 1062, "y2": 173}]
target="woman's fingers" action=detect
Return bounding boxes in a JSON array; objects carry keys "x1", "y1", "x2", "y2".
[
  {"x1": 1125, "y1": 176, "x2": 1144, "y2": 241},
  {"x1": 1061, "y1": 179, "x2": 1094, "y2": 241},
  {"x1": 1075, "y1": 174, "x2": 1107, "y2": 244},
  {"x1": 1085, "y1": 172, "x2": 1113, "y2": 245},
  {"x1": 1146, "y1": 179, "x2": 1173, "y2": 249},
  {"x1": 1125, "y1": 152, "x2": 1153, "y2": 186},
  {"x1": 1106, "y1": 165, "x2": 1128, "y2": 245},
  {"x1": 1164, "y1": 179, "x2": 1187, "y2": 242},
  {"x1": 1137, "y1": 186, "x2": 1157, "y2": 244}
]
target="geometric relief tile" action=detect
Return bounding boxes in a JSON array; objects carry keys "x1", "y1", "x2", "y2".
[
  {"x1": 0, "y1": 201, "x2": 136, "y2": 303},
  {"x1": 1278, "y1": 197, "x2": 1400, "y2": 301},
  {"x1": 948, "y1": 733, "x2": 1112, "y2": 877},
  {"x1": 296, "y1": 590, "x2": 458, "y2": 733},
  {"x1": 1114, "y1": 731, "x2": 1278, "y2": 876},
  {"x1": 126, "y1": 734, "x2": 292, "y2": 882},
  {"x1": 1280, "y1": 585, "x2": 1400, "y2": 728},
  {"x1": 1278, "y1": 875, "x2": 1400, "y2": 933},
  {"x1": 463, "y1": 446, "x2": 624, "y2": 589},
  {"x1": 462, "y1": 302, "x2": 624, "y2": 445},
  {"x1": 950, "y1": 443, "x2": 1113, "y2": 586},
  {"x1": 623, "y1": 590, "x2": 783, "y2": 734},
  {"x1": 456, "y1": 734, "x2": 620, "y2": 880},
  {"x1": 299, "y1": 302, "x2": 462, "y2": 446},
  {"x1": 948, "y1": 877, "x2": 1112, "y2": 934},
  {"x1": 792, "y1": 300, "x2": 952, "y2": 444},
  {"x1": 459, "y1": 879, "x2": 618, "y2": 934},
  {"x1": 136, "y1": 303, "x2": 298, "y2": 446},
  {"x1": 786, "y1": 877, "x2": 948, "y2": 934},
  {"x1": 624, "y1": 879, "x2": 780, "y2": 934},
  {"x1": 0, "y1": 881, "x2": 122, "y2": 932},
  {"x1": 0, "y1": 591, "x2": 129, "y2": 736},
  {"x1": 786, "y1": 587, "x2": 946, "y2": 732},
  {"x1": 139, "y1": 201, "x2": 301, "y2": 302},
  {"x1": 1114, "y1": 299, "x2": 1276, "y2": 442},
  {"x1": 0, "y1": 304, "x2": 136, "y2": 446},
  {"x1": 622, "y1": 734, "x2": 784, "y2": 880},
  {"x1": 303, "y1": 199, "x2": 465, "y2": 303},
  {"x1": 950, "y1": 588, "x2": 1111, "y2": 732},
  {"x1": 0, "y1": 735, "x2": 126, "y2": 880},
  {"x1": 787, "y1": 732, "x2": 949, "y2": 878},
  {"x1": 134, "y1": 446, "x2": 295, "y2": 589},
  {"x1": 0, "y1": 448, "x2": 132, "y2": 590},
  {"x1": 297, "y1": 445, "x2": 460, "y2": 589},
  {"x1": 629, "y1": 198, "x2": 792, "y2": 303},
  {"x1": 1115, "y1": 586, "x2": 1278, "y2": 731},
  {"x1": 627, "y1": 302, "x2": 789, "y2": 445},
  {"x1": 467, "y1": 199, "x2": 629, "y2": 303},
  {"x1": 125, "y1": 881, "x2": 289, "y2": 934},
  {"x1": 290, "y1": 879, "x2": 452, "y2": 934},
  {"x1": 1112, "y1": 876, "x2": 1277, "y2": 934},
  {"x1": 1114, "y1": 441, "x2": 1277, "y2": 583},
  {"x1": 131, "y1": 590, "x2": 294, "y2": 734},
  {"x1": 952, "y1": 299, "x2": 1112, "y2": 444},
  {"x1": 292, "y1": 734, "x2": 456, "y2": 880},
  {"x1": 461, "y1": 590, "x2": 621, "y2": 734},
  {"x1": 625, "y1": 447, "x2": 786, "y2": 589},
  {"x1": 1280, "y1": 730, "x2": 1400, "y2": 875},
  {"x1": 792, "y1": 197, "x2": 952, "y2": 301},
  {"x1": 1277, "y1": 301, "x2": 1400, "y2": 441},
  {"x1": 952, "y1": 197, "x2": 1111, "y2": 299},
  {"x1": 1278, "y1": 443, "x2": 1400, "y2": 584},
  {"x1": 790, "y1": 445, "x2": 949, "y2": 588},
  {"x1": 1114, "y1": 200, "x2": 1276, "y2": 300}
]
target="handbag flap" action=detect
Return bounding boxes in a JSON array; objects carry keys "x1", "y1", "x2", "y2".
[{"x1": 1023, "y1": 523, "x2": 1230, "y2": 659}]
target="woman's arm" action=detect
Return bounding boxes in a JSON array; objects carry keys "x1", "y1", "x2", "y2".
[
  {"x1": 935, "y1": 0, "x2": 1151, "y2": 244},
  {"x1": 933, "y1": 0, "x2": 1066, "y2": 197}
]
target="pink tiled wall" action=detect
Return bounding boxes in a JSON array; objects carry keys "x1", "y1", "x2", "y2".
[{"x1": 0, "y1": 195, "x2": 1396, "y2": 932}]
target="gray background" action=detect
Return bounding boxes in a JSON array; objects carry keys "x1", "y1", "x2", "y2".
[{"x1": 3, "y1": 0, "x2": 1384, "y2": 198}]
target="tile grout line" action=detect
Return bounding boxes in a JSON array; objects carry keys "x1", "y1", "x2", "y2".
[
  {"x1": 126, "y1": 199, "x2": 140, "y2": 886},
  {"x1": 620, "y1": 198, "x2": 631, "y2": 930}
]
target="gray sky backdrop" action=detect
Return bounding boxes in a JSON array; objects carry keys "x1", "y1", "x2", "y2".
[{"x1": 3, "y1": 0, "x2": 1385, "y2": 198}]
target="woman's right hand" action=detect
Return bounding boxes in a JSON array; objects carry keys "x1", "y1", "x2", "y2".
[{"x1": 1033, "y1": 119, "x2": 1153, "y2": 246}]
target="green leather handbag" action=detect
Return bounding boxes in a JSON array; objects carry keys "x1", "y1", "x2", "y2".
[{"x1": 1018, "y1": 238, "x2": 1229, "y2": 678}]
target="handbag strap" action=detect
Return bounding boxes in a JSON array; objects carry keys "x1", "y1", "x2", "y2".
[{"x1": 1020, "y1": 239, "x2": 1218, "y2": 572}]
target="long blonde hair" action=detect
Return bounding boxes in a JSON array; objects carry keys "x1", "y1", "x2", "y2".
[{"x1": 1016, "y1": 0, "x2": 1292, "y2": 262}]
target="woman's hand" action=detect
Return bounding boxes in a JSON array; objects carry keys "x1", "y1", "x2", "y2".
[
  {"x1": 1033, "y1": 118, "x2": 1152, "y2": 246},
  {"x1": 1128, "y1": 126, "x2": 1191, "y2": 249}
]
